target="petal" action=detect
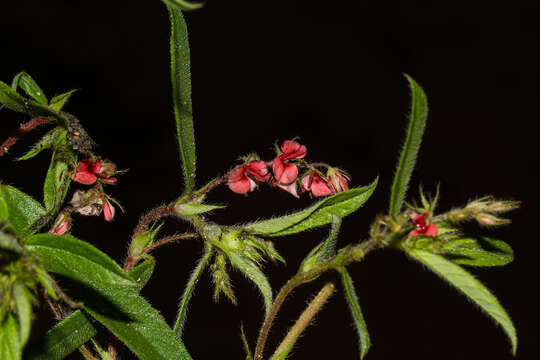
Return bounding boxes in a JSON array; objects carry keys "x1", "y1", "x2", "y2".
[
  {"x1": 301, "y1": 174, "x2": 313, "y2": 191},
  {"x1": 72, "y1": 171, "x2": 97, "y2": 185},
  {"x1": 249, "y1": 177, "x2": 257, "y2": 192},
  {"x1": 274, "y1": 181, "x2": 299, "y2": 198},
  {"x1": 425, "y1": 223, "x2": 438, "y2": 237},
  {"x1": 77, "y1": 158, "x2": 95, "y2": 173},
  {"x1": 101, "y1": 176, "x2": 117, "y2": 183},
  {"x1": 103, "y1": 200, "x2": 115, "y2": 222},
  {"x1": 311, "y1": 175, "x2": 334, "y2": 197},
  {"x1": 228, "y1": 167, "x2": 252, "y2": 194},
  {"x1": 273, "y1": 158, "x2": 298, "y2": 185},
  {"x1": 280, "y1": 140, "x2": 307, "y2": 160},
  {"x1": 411, "y1": 213, "x2": 428, "y2": 228},
  {"x1": 246, "y1": 160, "x2": 270, "y2": 182}
]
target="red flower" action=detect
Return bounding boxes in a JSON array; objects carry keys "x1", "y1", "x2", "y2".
[
  {"x1": 273, "y1": 140, "x2": 307, "y2": 185},
  {"x1": 228, "y1": 160, "x2": 271, "y2": 194},
  {"x1": 409, "y1": 213, "x2": 438, "y2": 237},
  {"x1": 72, "y1": 158, "x2": 117, "y2": 185},
  {"x1": 301, "y1": 172, "x2": 334, "y2": 197},
  {"x1": 327, "y1": 168, "x2": 350, "y2": 193},
  {"x1": 70, "y1": 190, "x2": 115, "y2": 222}
]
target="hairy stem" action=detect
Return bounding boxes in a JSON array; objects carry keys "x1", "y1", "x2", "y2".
[
  {"x1": 132, "y1": 203, "x2": 176, "y2": 238},
  {"x1": 0, "y1": 116, "x2": 54, "y2": 157},
  {"x1": 271, "y1": 282, "x2": 335, "y2": 359}
]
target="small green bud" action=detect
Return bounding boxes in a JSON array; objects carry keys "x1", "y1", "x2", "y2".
[{"x1": 129, "y1": 223, "x2": 162, "y2": 258}]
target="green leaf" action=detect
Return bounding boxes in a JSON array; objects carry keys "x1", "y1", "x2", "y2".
[
  {"x1": 0, "y1": 314, "x2": 21, "y2": 360},
  {"x1": 248, "y1": 179, "x2": 378, "y2": 236},
  {"x1": 129, "y1": 260, "x2": 156, "y2": 292},
  {"x1": 43, "y1": 136, "x2": 76, "y2": 212},
  {"x1": 0, "y1": 185, "x2": 46, "y2": 237},
  {"x1": 12, "y1": 283, "x2": 32, "y2": 347},
  {"x1": 28, "y1": 235, "x2": 193, "y2": 359},
  {"x1": 389, "y1": 75, "x2": 428, "y2": 218},
  {"x1": 26, "y1": 234, "x2": 134, "y2": 286},
  {"x1": 228, "y1": 251, "x2": 273, "y2": 316},
  {"x1": 24, "y1": 310, "x2": 97, "y2": 360},
  {"x1": 407, "y1": 249, "x2": 517, "y2": 355},
  {"x1": 0, "y1": 195, "x2": 8, "y2": 221},
  {"x1": 0, "y1": 80, "x2": 29, "y2": 113},
  {"x1": 442, "y1": 236, "x2": 514, "y2": 267},
  {"x1": 0, "y1": 231, "x2": 23, "y2": 256},
  {"x1": 240, "y1": 323, "x2": 253, "y2": 360},
  {"x1": 25, "y1": 262, "x2": 156, "y2": 360},
  {"x1": 162, "y1": 0, "x2": 204, "y2": 11},
  {"x1": 299, "y1": 215, "x2": 341, "y2": 276},
  {"x1": 0, "y1": 80, "x2": 66, "y2": 121},
  {"x1": 173, "y1": 245, "x2": 213, "y2": 338},
  {"x1": 49, "y1": 90, "x2": 77, "y2": 111},
  {"x1": 17, "y1": 127, "x2": 65, "y2": 161},
  {"x1": 12, "y1": 72, "x2": 48, "y2": 105},
  {"x1": 169, "y1": 7, "x2": 197, "y2": 194},
  {"x1": 175, "y1": 202, "x2": 225, "y2": 216},
  {"x1": 339, "y1": 267, "x2": 370, "y2": 359}
]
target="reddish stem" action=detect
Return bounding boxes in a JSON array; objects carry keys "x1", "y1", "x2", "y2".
[
  {"x1": 0, "y1": 117, "x2": 54, "y2": 157},
  {"x1": 132, "y1": 203, "x2": 176, "y2": 238}
]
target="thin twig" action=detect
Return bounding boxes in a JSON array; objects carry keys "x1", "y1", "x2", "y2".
[
  {"x1": 143, "y1": 233, "x2": 200, "y2": 253},
  {"x1": 271, "y1": 282, "x2": 335, "y2": 359},
  {"x1": 132, "y1": 203, "x2": 176, "y2": 238},
  {"x1": 0, "y1": 116, "x2": 54, "y2": 157}
]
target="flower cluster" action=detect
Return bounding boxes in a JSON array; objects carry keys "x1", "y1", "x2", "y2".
[
  {"x1": 49, "y1": 158, "x2": 120, "y2": 234},
  {"x1": 227, "y1": 140, "x2": 350, "y2": 198}
]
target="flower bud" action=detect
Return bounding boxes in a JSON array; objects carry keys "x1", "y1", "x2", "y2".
[
  {"x1": 49, "y1": 212, "x2": 71, "y2": 235},
  {"x1": 474, "y1": 213, "x2": 510, "y2": 226}
]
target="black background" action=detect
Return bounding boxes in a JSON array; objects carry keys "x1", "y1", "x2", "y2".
[{"x1": 1, "y1": 1, "x2": 538, "y2": 359}]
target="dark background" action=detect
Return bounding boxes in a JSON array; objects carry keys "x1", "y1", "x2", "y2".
[{"x1": 1, "y1": 1, "x2": 538, "y2": 359}]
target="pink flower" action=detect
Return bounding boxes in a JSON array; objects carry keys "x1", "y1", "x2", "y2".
[
  {"x1": 273, "y1": 140, "x2": 307, "y2": 185},
  {"x1": 49, "y1": 212, "x2": 71, "y2": 235},
  {"x1": 228, "y1": 160, "x2": 271, "y2": 194},
  {"x1": 327, "y1": 168, "x2": 349, "y2": 193},
  {"x1": 409, "y1": 213, "x2": 438, "y2": 237},
  {"x1": 72, "y1": 158, "x2": 117, "y2": 185},
  {"x1": 301, "y1": 172, "x2": 334, "y2": 197}
]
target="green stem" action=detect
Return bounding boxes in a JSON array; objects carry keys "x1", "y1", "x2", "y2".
[
  {"x1": 270, "y1": 282, "x2": 335, "y2": 359},
  {"x1": 173, "y1": 242, "x2": 214, "y2": 338}
]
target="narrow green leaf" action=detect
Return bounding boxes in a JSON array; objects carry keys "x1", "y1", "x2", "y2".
[
  {"x1": 228, "y1": 251, "x2": 273, "y2": 316},
  {"x1": 43, "y1": 137, "x2": 76, "y2": 212},
  {"x1": 162, "y1": 0, "x2": 204, "y2": 11},
  {"x1": 173, "y1": 245, "x2": 213, "y2": 338},
  {"x1": 248, "y1": 179, "x2": 377, "y2": 236},
  {"x1": 0, "y1": 195, "x2": 8, "y2": 221},
  {"x1": 49, "y1": 89, "x2": 77, "y2": 111},
  {"x1": 129, "y1": 260, "x2": 156, "y2": 292},
  {"x1": 240, "y1": 323, "x2": 253, "y2": 360},
  {"x1": 28, "y1": 234, "x2": 193, "y2": 360},
  {"x1": 0, "y1": 185, "x2": 46, "y2": 237},
  {"x1": 24, "y1": 310, "x2": 97, "y2": 360},
  {"x1": 407, "y1": 249, "x2": 517, "y2": 355},
  {"x1": 339, "y1": 267, "x2": 370, "y2": 359},
  {"x1": 169, "y1": 7, "x2": 197, "y2": 194},
  {"x1": 0, "y1": 314, "x2": 21, "y2": 360},
  {"x1": 299, "y1": 215, "x2": 341, "y2": 276},
  {"x1": 175, "y1": 203, "x2": 225, "y2": 216},
  {"x1": 442, "y1": 236, "x2": 514, "y2": 267},
  {"x1": 12, "y1": 72, "x2": 48, "y2": 104},
  {"x1": 17, "y1": 127, "x2": 65, "y2": 161},
  {"x1": 26, "y1": 234, "x2": 134, "y2": 286},
  {"x1": 12, "y1": 283, "x2": 32, "y2": 347},
  {"x1": 389, "y1": 75, "x2": 428, "y2": 218}
]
